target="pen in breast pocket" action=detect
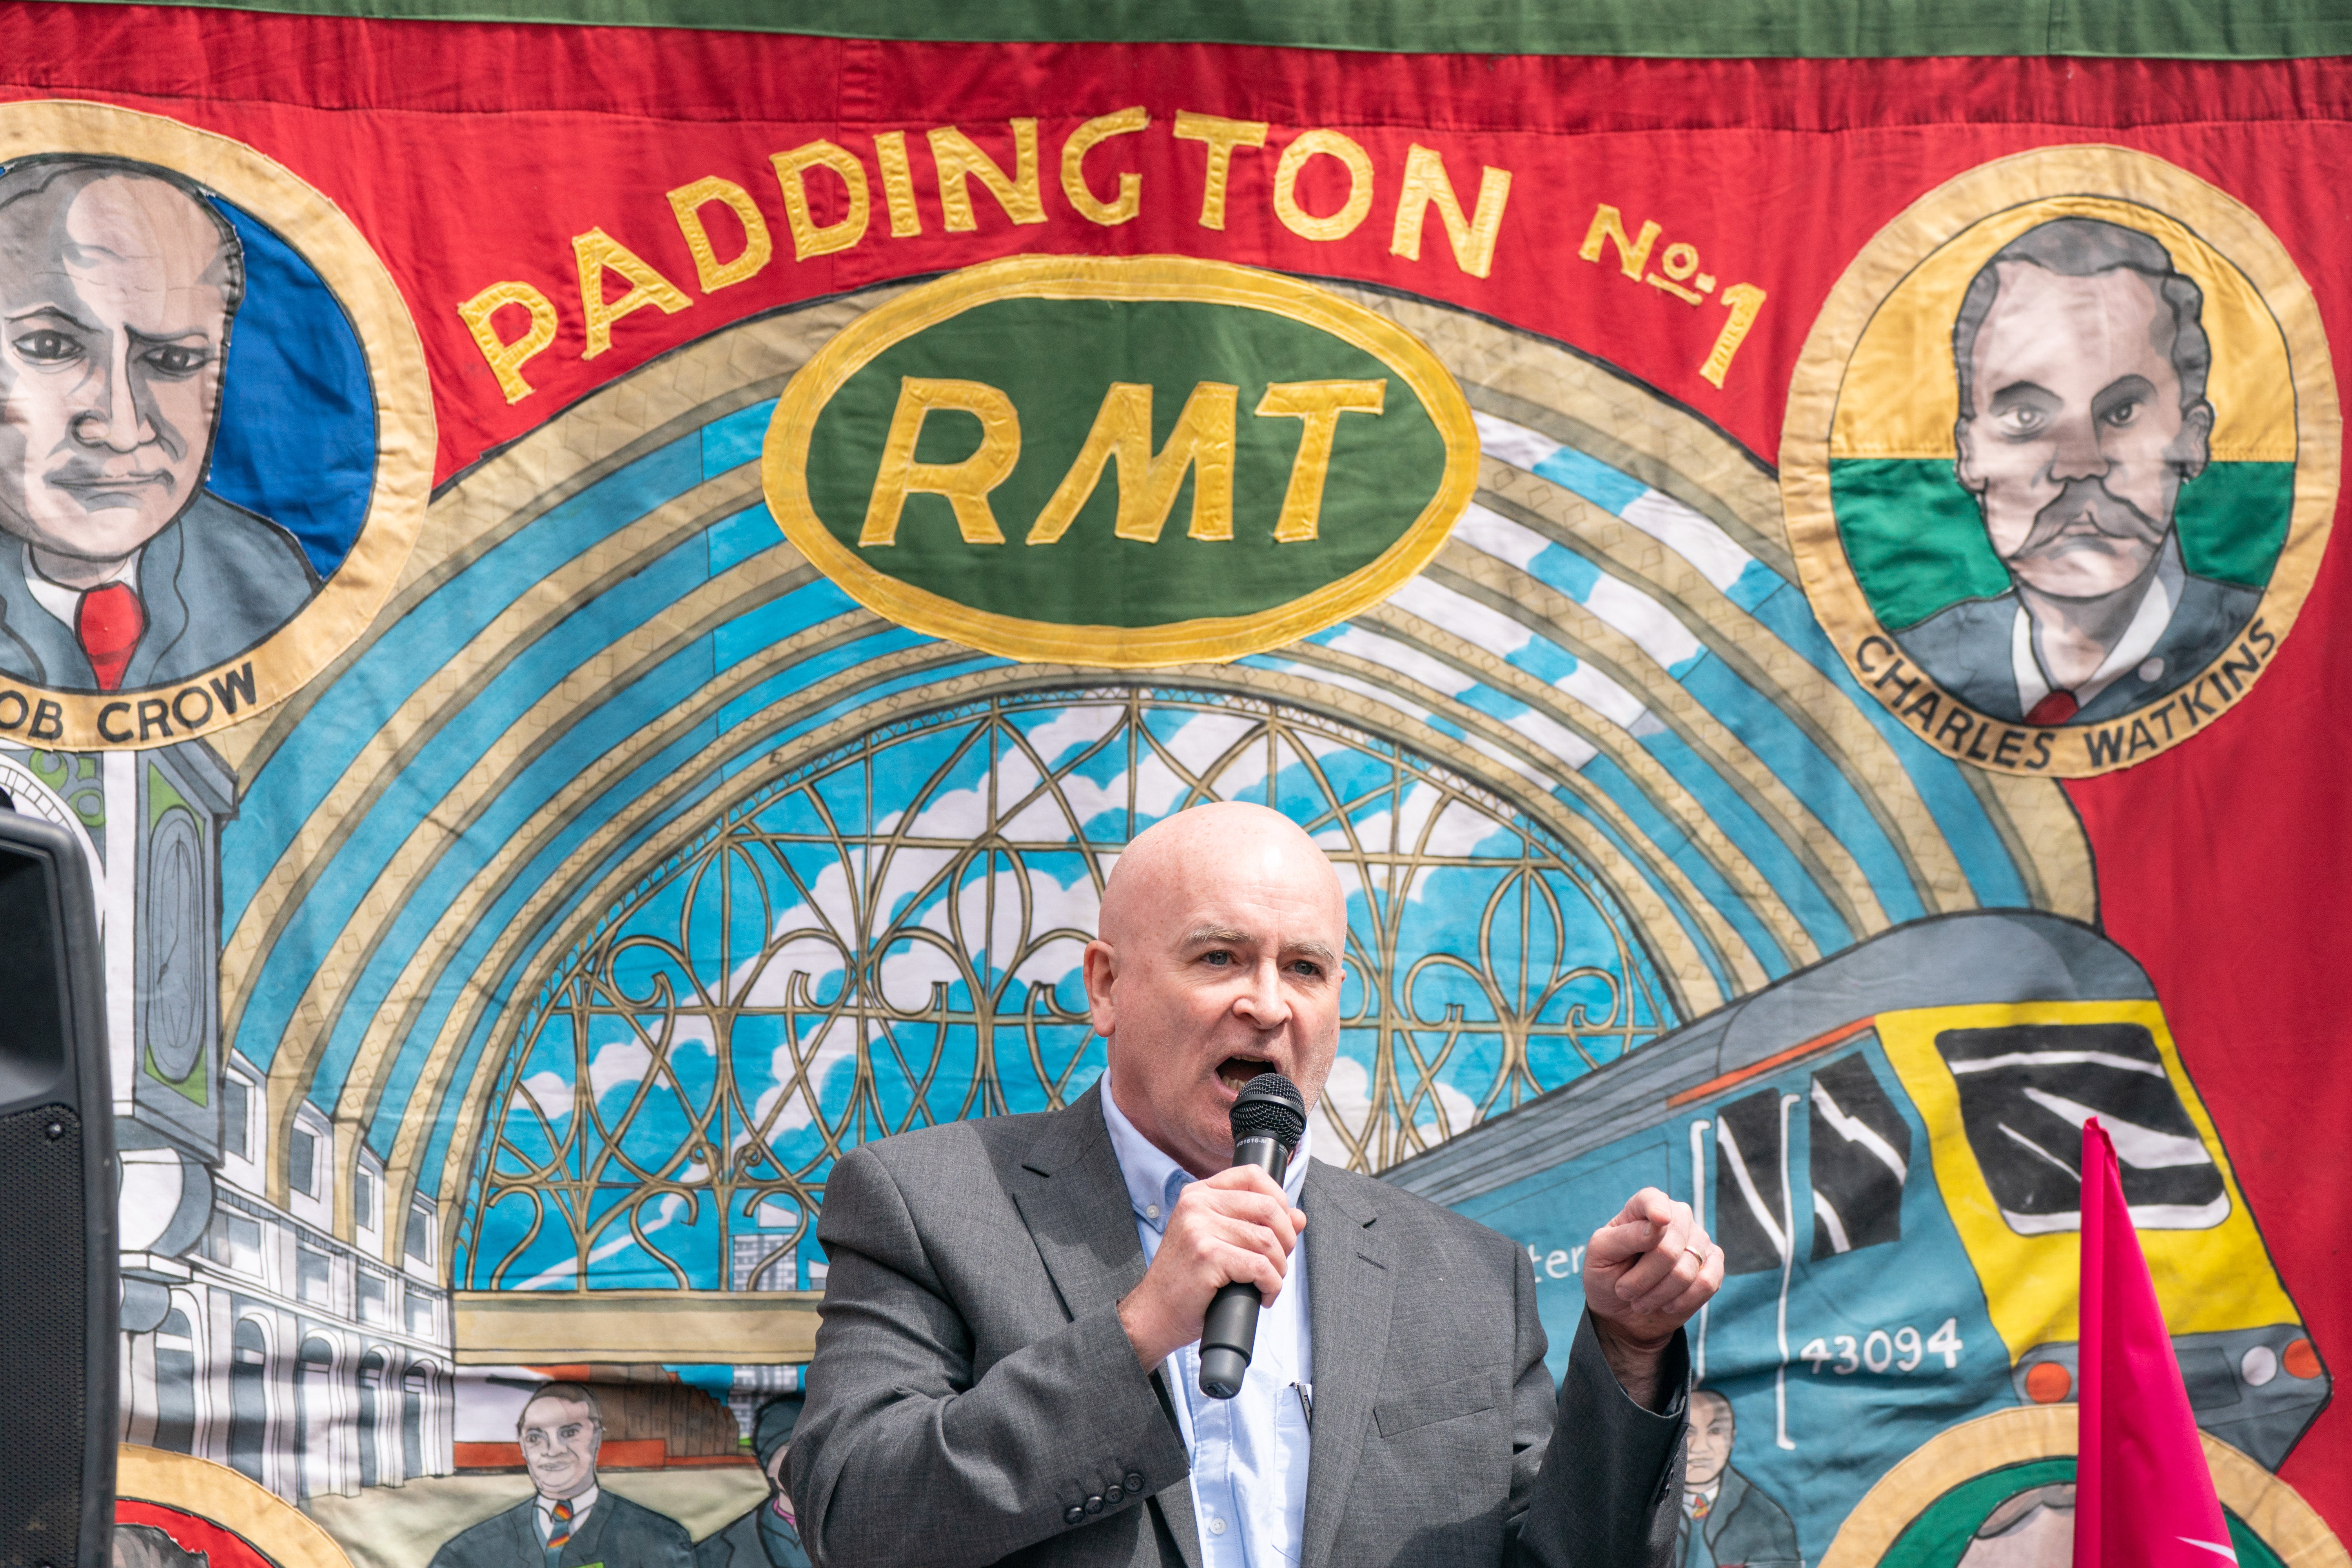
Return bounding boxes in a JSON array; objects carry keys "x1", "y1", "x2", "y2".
[{"x1": 1291, "y1": 1380, "x2": 1313, "y2": 1427}]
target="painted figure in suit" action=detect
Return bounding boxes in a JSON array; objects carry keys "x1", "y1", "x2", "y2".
[
  {"x1": 1676, "y1": 1390, "x2": 1800, "y2": 1568},
  {"x1": 427, "y1": 1383, "x2": 694, "y2": 1568},
  {"x1": 1895, "y1": 216, "x2": 2261, "y2": 727},
  {"x1": 695, "y1": 1393, "x2": 811, "y2": 1568},
  {"x1": 0, "y1": 155, "x2": 318, "y2": 695},
  {"x1": 791, "y1": 801, "x2": 1725, "y2": 1567}
]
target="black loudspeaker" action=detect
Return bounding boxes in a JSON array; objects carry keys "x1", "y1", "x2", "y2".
[{"x1": 0, "y1": 809, "x2": 116, "y2": 1568}]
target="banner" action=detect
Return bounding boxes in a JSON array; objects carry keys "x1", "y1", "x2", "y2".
[{"x1": 11, "y1": 6, "x2": 2344, "y2": 1564}]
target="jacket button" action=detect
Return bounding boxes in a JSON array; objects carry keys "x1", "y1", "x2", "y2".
[
  {"x1": 1086, "y1": 1494, "x2": 1105, "y2": 1514},
  {"x1": 1065, "y1": 1505, "x2": 1084, "y2": 1525},
  {"x1": 1125, "y1": 1472, "x2": 1145, "y2": 1492}
]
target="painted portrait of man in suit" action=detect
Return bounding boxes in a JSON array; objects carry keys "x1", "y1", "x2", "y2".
[
  {"x1": 0, "y1": 154, "x2": 319, "y2": 695},
  {"x1": 1895, "y1": 216, "x2": 2260, "y2": 728},
  {"x1": 427, "y1": 1383, "x2": 694, "y2": 1568},
  {"x1": 1677, "y1": 1389, "x2": 1800, "y2": 1568}
]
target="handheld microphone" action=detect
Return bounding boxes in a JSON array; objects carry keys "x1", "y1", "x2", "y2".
[{"x1": 1198, "y1": 1072, "x2": 1308, "y2": 1400}]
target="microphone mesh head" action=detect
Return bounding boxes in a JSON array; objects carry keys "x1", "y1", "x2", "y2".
[{"x1": 1229, "y1": 1073, "x2": 1308, "y2": 1151}]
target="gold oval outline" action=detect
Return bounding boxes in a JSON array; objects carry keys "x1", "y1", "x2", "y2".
[
  {"x1": 1779, "y1": 145, "x2": 2340, "y2": 779},
  {"x1": 1815, "y1": 1406, "x2": 2349, "y2": 1568},
  {"x1": 761, "y1": 253, "x2": 1480, "y2": 667},
  {"x1": 0, "y1": 98, "x2": 432, "y2": 751},
  {"x1": 117, "y1": 1445, "x2": 358, "y2": 1568}
]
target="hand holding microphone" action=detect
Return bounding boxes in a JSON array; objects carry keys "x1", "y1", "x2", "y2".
[
  {"x1": 1198, "y1": 1075, "x2": 1308, "y2": 1398},
  {"x1": 1115, "y1": 1074, "x2": 1310, "y2": 1388}
]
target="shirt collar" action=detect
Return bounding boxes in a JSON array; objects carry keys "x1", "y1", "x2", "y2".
[
  {"x1": 1100, "y1": 1072, "x2": 1311, "y2": 1234},
  {"x1": 537, "y1": 1485, "x2": 598, "y2": 1519},
  {"x1": 2011, "y1": 532, "x2": 2185, "y2": 711},
  {"x1": 20, "y1": 542, "x2": 142, "y2": 629}
]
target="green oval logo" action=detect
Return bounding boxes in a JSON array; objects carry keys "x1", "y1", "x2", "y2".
[{"x1": 764, "y1": 254, "x2": 1478, "y2": 665}]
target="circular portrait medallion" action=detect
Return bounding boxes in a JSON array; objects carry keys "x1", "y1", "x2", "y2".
[
  {"x1": 1815, "y1": 1406, "x2": 2348, "y2": 1568},
  {"x1": 0, "y1": 100, "x2": 430, "y2": 751},
  {"x1": 1782, "y1": 145, "x2": 2337, "y2": 777}
]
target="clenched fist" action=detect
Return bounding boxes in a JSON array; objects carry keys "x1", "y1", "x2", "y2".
[{"x1": 1583, "y1": 1187, "x2": 1723, "y2": 1409}]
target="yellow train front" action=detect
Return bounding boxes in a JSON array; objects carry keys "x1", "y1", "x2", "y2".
[{"x1": 1388, "y1": 911, "x2": 2328, "y2": 1563}]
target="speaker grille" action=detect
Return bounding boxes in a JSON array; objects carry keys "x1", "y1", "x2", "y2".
[{"x1": 0, "y1": 1103, "x2": 87, "y2": 1567}]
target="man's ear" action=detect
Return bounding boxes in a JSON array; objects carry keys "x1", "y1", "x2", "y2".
[
  {"x1": 1081, "y1": 938, "x2": 1118, "y2": 1037},
  {"x1": 2175, "y1": 398, "x2": 2214, "y2": 481},
  {"x1": 1953, "y1": 417, "x2": 1986, "y2": 496}
]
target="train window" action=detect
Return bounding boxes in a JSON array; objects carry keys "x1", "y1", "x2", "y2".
[
  {"x1": 2174, "y1": 1345, "x2": 2241, "y2": 1410},
  {"x1": 1934, "y1": 1022, "x2": 2227, "y2": 1234},
  {"x1": 1808, "y1": 1053, "x2": 1910, "y2": 1259},
  {"x1": 1714, "y1": 1087, "x2": 1791, "y2": 1276}
]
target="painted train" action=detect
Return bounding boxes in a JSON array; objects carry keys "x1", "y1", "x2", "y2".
[{"x1": 1386, "y1": 911, "x2": 2327, "y2": 1564}]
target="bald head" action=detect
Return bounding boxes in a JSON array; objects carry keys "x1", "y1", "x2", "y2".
[
  {"x1": 0, "y1": 161, "x2": 243, "y2": 308},
  {"x1": 1084, "y1": 803, "x2": 1348, "y2": 1178},
  {"x1": 0, "y1": 157, "x2": 245, "y2": 583},
  {"x1": 1102, "y1": 803, "x2": 1344, "y2": 949}
]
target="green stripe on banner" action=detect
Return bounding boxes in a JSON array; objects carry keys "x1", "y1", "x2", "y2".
[
  {"x1": 72, "y1": 0, "x2": 2352, "y2": 57},
  {"x1": 1829, "y1": 459, "x2": 2294, "y2": 633}
]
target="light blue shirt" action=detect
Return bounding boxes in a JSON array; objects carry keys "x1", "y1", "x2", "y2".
[{"x1": 1102, "y1": 1077, "x2": 1314, "y2": 1567}]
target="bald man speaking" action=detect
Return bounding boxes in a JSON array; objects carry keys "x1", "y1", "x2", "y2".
[{"x1": 791, "y1": 803, "x2": 1720, "y2": 1567}]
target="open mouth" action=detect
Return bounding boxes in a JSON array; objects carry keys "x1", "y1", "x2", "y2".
[{"x1": 1216, "y1": 1056, "x2": 1276, "y2": 1094}]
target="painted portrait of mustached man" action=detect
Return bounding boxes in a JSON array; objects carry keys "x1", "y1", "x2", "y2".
[
  {"x1": 1897, "y1": 216, "x2": 2256, "y2": 729},
  {"x1": 1783, "y1": 146, "x2": 2337, "y2": 776}
]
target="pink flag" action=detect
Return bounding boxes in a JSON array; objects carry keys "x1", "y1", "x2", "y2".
[{"x1": 2074, "y1": 1116, "x2": 2237, "y2": 1566}]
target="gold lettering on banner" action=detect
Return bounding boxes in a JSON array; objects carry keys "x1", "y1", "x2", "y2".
[
  {"x1": 1173, "y1": 111, "x2": 1269, "y2": 231},
  {"x1": 1700, "y1": 283, "x2": 1767, "y2": 387},
  {"x1": 860, "y1": 377, "x2": 1023, "y2": 546},
  {"x1": 772, "y1": 140, "x2": 872, "y2": 261},
  {"x1": 873, "y1": 131, "x2": 923, "y2": 237},
  {"x1": 665, "y1": 176, "x2": 773, "y2": 292},
  {"x1": 1578, "y1": 204, "x2": 1660, "y2": 279},
  {"x1": 571, "y1": 228, "x2": 692, "y2": 358},
  {"x1": 1061, "y1": 107, "x2": 1149, "y2": 227},
  {"x1": 457, "y1": 280, "x2": 559, "y2": 402},
  {"x1": 1388, "y1": 145, "x2": 1511, "y2": 279},
  {"x1": 1027, "y1": 381, "x2": 1238, "y2": 546},
  {"x1": 1578, "y1": 200, "x2": 1766, "y2": 387},
  {"x1": 1256, "y1": 380, "x2": 1386, "y2": 541},
  {"x1": 1273, "y1": 130, "x2": 1375, "y2": 241},
  {"x1": 929, "y1": 120, "x2": 1047, "y2": 232}
]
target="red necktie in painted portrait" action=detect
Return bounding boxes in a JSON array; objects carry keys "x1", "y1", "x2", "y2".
[{"x1": 74, "y1": 582, "x2": 145, "y2": 692}]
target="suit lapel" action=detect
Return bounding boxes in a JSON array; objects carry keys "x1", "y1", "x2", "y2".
[
  {"x1": 505, "y1": 1499, "x2": 543, "y2": 1560},
  {"x1": 1008, "y1": 1085, "x2": 1201, "y2": 1568},
  {"x1": 1299, "y1": 1161, "x2": 1393, "y2": 1568},
  {"x1": 0, "y1": 548, "x2": 88, "y2": 688},
  {"x1": 1008, "y1": 1082, "x2": 1151, "y2": 1323},
  {"x1": 1704, "y1": 1468, "x2": 1746, "y2": 1551},
  {"x1": 1146, "y1": 1365, "x2": 1204, "y2": 1568},
  {"x1": 562, "y1": 1492, "x2": 613, "y2": 1566},
  {"x1": 122, "y1": 515, "x2": 189, "y2": 692}
]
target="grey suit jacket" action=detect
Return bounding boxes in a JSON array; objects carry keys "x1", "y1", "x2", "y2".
[
  {"x1": 427, "y1": 1490, "x2": 696, "y2": 1568},
  {"x1": 1896, "y1": 567, "x2": 2263, "y2": 725},
  {"x1": 789, "y1": 1084, "x2": 1687, "y2": 1568},
  {"x1": 0, "y1": 490, "x2": 320, "y2": 692}
]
